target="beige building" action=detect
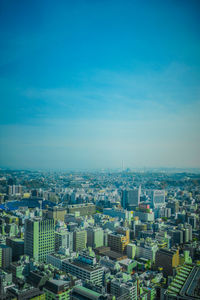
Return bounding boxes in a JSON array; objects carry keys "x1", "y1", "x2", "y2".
[
  {"x1": 108, "y1": 229, "x2": 130, "y2": 254},
  {"x1": 46, "y1": 207, "x2": 66, "y2": 222},
  {"x1": 73, "y1": 229, "x2": 87, "y2": 252}
]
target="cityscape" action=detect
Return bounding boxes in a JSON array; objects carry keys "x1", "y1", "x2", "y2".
[
  {"x1": 0, "y1": 1, "x2": 200, "y2": 300},
  {"x1": 0, "y1": 169, "x2": 199, "y2": 299}
]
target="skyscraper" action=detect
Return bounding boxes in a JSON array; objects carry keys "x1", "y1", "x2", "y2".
[
  {"x1": 24, "y1": 218, "x2": 55, "y2": 262},
  {"x1": 121, "y1": 186, "x2": 141, "y2": 210},
  {"x1": 152, "y1": 190, "x2": 165, "y2": 208},
  {"x1": 0, "y1": 245, "x2": 12, "y2": 269}
]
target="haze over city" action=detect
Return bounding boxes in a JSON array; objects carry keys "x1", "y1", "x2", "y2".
[{"x1": 0, "y1": 0, "x2": 200, "y2": 170}]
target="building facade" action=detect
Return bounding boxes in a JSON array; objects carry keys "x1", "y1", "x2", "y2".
[{"x1": 24, "y1": 218, "x2": 55, "y2": 262}]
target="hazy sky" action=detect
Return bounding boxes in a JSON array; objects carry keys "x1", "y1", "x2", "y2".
[{"x1": 0, "y1": 0, "x2": 200, "y2": 170}]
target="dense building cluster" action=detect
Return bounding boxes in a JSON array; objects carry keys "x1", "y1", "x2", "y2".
[{"x1": 0, "y1": 169, "x2": 200, "y2": 299}]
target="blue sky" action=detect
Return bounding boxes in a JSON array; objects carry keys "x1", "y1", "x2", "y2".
[{"x1": 0, "y1": 0, "x2": 200, "y2": 170}]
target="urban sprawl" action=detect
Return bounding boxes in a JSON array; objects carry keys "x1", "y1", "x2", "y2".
[{"x1": 0, "y1": 169, "x2": 200, "y2": 300}]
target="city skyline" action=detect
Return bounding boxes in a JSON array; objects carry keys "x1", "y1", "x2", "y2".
[{"x1": 0, "y1": 0, "x2": 200, "y2": 170}]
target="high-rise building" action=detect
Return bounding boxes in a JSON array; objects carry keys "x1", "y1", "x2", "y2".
[
  {"x1": 24, "y1": 218, "x2": 55, "y2": 262},
  {"x1": 73, "y1": 229, "x2": 87, "y2": 252},
  {"x1": 55, "y1": 230, "x2": 73, "y2": 252},
  {"x1": 121, "y1": 187, "x2": 141, "y2": 210},
  {"x1": 87, "y1": 227, "x2": 104, "y2": 249},
  {"x1": 7, "y1": 185, "x2": 22, "y2": 195},
  {"x1": 6, "y1": 237, "x2": 24, "y2": 261},
  {"x1": 155, "y1": 248, "x2": 179, "y2": 277},
  {"x1": 46, "y1": 207, "x2": 66, "y2": 222},
  {"x1": 151, "y1": 190, "x2": 165, "y2": 208},
  {"x1": 0, "y1": 270, "x2": 13, "y2": 299},
  {"x1": 169, "y1": 230, "x2": 183, "y2": 246},
  {"x1": 126, "y1": 244, "x2": 136, "y2": 259},
  {"x1": 108, "y1": 229, "x2": 130, "y2": 254},
  {"x1": 0, "y1": 245, "x2": 12, "y2": 269},
  {"x1": 166, "y1": 200, "x2": 179, "y2": 214},
  {"x1": 187, "y1": 215, "x2": 197, "y2": 229}
]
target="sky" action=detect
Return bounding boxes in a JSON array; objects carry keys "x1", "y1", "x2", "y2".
[{"x1": 0, "y1": 0, "x2": 200, "y2": 170}]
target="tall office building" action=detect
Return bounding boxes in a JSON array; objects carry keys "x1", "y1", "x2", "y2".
[
  {"x1": 55, "y1": 230, "x2": 73, "y2": 252},
  {"x1": 87, "y1": 227, "x2": 104, "y2": 249},
  {"x1": 151, "y1": 190, "x2": 165, "y2": 208},
  {"x1": 7, "y1": 185, "x2": 22, "y2": 195},
  {"x1": 73, "y1": 229, "x2": 87, "y2": 252},
  {"x1": 6, "y1": 237, "x2": 24, "y2": 261},
  {"x1": 46, "y1": 207, "x2": 66, "y2": 222},
  {"x1": 0, "y1": 245, "x2": 12, "y2": 269},
  {"x1": 121, "y1": 186, "x2": 141, "y2": 210},
  {"x1": 24, "y1": 218, "x2": 55, "y2": 262},
  {"x1": 108, "y1": 229, "x2": 130, "y2": 254},
  {"x1": 166, "y1": 200, "x2": 179, "y2": 214},
  {"x1": 155, "y1": 248, "x2": 179, "y2": 277}
]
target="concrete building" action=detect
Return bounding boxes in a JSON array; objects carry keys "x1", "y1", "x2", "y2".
[
  {"x1": 71, "y1": 286, "x2": 107, "y2": 300},
  {"x1": 110, "y1": 275, "x2": 137, "y2": 300},
  {"x1": 43, "y1": 279, "x2": 71, "y2": 300},
  {"x1": 46, "y1": 253, "x2": 68, "y2": 270},
  {"x1": 66, "y1": 204, "x2": 96, "y2": 216},
  {"x1": 134, "y1": 210, "x2": 154, "y2": 222},
  {"x1": 8, "y1": 286, "x2": 45, "y2": 300},
  {"x1": 46, "y1": 207, "x2": 66, "y2": 222},
  {"x1": 152, "y1": 190, "x2": 165, "y2": 208},
  {"x1": 87, "y1": 227, "x2": 104, "y2": 249},
  {"x1": 0, "y1": 244, "x2": 12, "y2": 269},
  {"x1": 73, "y1": 229, "x2": 87, "y2": 252},
  {"x1": 103, "y1": 208, "x2": 132, "y2": 222},
  {"x1": 155, "y1": 248, "x2": 179, "y2": 277},
  {"x1": 55, "y1": 230, "x2": 73, "y2": 252},
  {"x1": 62, "y1": 259, "x2": 104, "y2": 286},
  {"x1": 7, "y1": 185, "x2": 22, "y2": 195},
  {"x1": 6, "y1": 237, "x2": 24, "y2": 261},
  {"x1": 24, "y1": 218, "x2": 55, "y2": 262},
  {"x1": 0, "y1": 270, "x2": 14, "y2": 299},
  {"x1": 121, "y1": 187, "x2": 141, "y2": 210},
  {"x1": 108, "y1": 229, "x2": 129, "y2": 254},
  {"x1": 166, "y1": 201, "x2": 179, "y2": 214},
  {"x1": 169, "y1": 230, "x2": 183, "y2": 246},
  {"x1": 126, "y1": 243, "x2": 136, "y2": 259},
  {"x1": 135, "y1": 239, "x2": 158, "y2": 263}
]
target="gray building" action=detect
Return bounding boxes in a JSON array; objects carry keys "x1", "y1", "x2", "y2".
[
  {"x1": 0, "y1": 245, "x2": 12, "y2": 269},
  {"x1": 152, "y1": 190, "x2": 165, "y2": 208},
  {"x1": 87, "y1": 227, "x2": 104, "y2": 249},
  {"x1": 121, "y1": 187, "x2": 141, "y2": 210},
  {"x1": 62, "y1": 260, "x2": 104, "y2": 286},
  {"x1": 55, "y1": 230, "x2": 73, "y2": 252}
]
